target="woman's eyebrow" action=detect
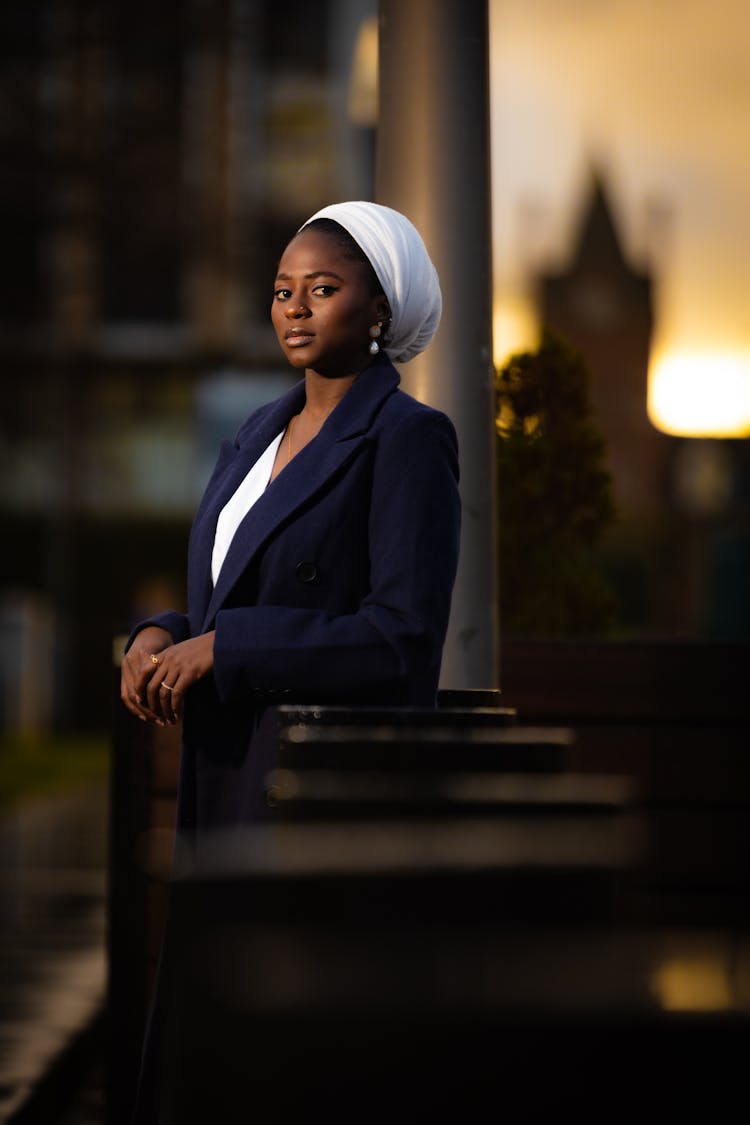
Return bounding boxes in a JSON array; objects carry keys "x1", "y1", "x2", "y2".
[{"x1": 275, "y1": 270, "x2": 346, "y2": 282}]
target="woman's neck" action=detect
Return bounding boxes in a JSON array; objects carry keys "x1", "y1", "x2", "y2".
[{"x1": 302, "y1": 369, "x2": 359, "y2": 422}]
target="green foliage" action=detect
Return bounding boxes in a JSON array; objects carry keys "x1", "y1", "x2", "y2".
[
  {"x1": 496, "y1": 330, "x2": 617, "y2": 636},
  {"x1": 0, "y1": 734, "x2": 109, "y2": 808}
]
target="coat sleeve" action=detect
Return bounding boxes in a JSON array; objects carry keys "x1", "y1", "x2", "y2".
[{"x1": 211, "y1": 407, "x2": 461, "y2": 703}]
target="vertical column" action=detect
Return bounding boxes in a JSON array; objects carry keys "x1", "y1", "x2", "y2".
[
  {"x1": 376, "y1": 0, "x2": 499, "y2": 689},
  {"x1": 184, "y1": 0, "x2": 238, "y2": 353},
  {"x1": 45, "y1": 0, "x2": 99, "y2": 347},
  {"x1": 40, "y1": 0, "x2": 101, "y2": 724}
]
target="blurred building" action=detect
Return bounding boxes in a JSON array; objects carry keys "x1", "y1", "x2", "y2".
[
  {"x1": 536, "y1": 178, "x2": 750, "y2": 642},
  {"x1": 538, "y1": 175, "x2": 673, "y2": 525},
  {"x1": 0, "y1": 0, "x2": 377, "y2": 729},
  {"x1": 534, "y1": 175, "x2": 688, "y2": 634}
]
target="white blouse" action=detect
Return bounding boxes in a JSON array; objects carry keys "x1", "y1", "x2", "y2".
[{"x1": 211, "y1": 431, "x2": 284, "y2": 586}]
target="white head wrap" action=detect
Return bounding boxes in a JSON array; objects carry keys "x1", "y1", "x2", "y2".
[{"x1": 301, "y1": 201, "x2": 442, "y2": 364}]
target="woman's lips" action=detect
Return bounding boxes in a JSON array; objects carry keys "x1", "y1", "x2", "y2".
[{"x1": 286, "y1": 332, "x2": 315, "y2": 347}]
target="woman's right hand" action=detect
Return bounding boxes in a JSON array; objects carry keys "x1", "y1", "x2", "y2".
[{"x1": 120, "y1": 625, "x2": 175, "y2": 724}]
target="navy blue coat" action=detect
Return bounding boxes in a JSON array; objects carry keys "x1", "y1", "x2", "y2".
[{"x1": 132, "y1": 355, "x2": 461, "y2": 834}]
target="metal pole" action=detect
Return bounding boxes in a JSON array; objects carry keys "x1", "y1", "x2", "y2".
[{"x1": 375, "y1": 0, "x2": 499, "y2": 689}]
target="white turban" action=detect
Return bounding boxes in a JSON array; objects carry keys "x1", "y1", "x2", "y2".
[{"x1": 301, "y1": 201, "x2": 442, "y2": 364}]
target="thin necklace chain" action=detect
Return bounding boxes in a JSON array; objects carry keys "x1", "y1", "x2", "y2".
[{"x1": 287, "y1": 415, "x2": 296, "y2": 464}]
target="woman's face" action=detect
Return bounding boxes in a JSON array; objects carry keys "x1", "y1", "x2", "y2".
[{"x1": 271, "y1": 228, "x2": 388, "y2": 377}]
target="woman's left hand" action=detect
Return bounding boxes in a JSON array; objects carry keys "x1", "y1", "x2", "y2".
[{"x1": 144, "y1": 631, "x2": 215, "y2": 725}]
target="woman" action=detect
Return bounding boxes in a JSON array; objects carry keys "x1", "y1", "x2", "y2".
[{"x1": 120, "y1": 200, "x2": 461, "y2": 837}]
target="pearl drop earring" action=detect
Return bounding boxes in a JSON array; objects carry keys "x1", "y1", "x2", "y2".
[{"x1": 369, "y1": 322, "x2": 382, "y2": 355}]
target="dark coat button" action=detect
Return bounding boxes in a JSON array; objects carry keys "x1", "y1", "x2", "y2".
[{"x1": 296, "y1": 561, "x2": 318, "y2": 583}]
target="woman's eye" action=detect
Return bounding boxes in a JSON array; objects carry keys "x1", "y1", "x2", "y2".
[
  {"x1": 274, "y1": 288, "x2": 292, "y2": 301},
  {"x1": 313, "y1": 285, "x2": 337, "y2": 297}
]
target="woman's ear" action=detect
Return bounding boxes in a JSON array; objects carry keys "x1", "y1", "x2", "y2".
[{"x1": 376, "y1": 298, "x2": 392, "y2": 326}]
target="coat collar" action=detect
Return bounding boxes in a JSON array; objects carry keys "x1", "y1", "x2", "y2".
[{"x1": 194, "y1": 358, "x2": 400, "y2": 630}]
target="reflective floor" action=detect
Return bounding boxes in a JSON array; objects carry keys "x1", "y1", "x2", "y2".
[{"x1": 0, "y1": 785, "x2": 108, "y2": 1123}]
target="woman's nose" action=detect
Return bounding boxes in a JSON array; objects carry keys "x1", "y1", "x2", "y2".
[{"x1": 285, "y1": 302, "x2": 309, "y2": 318}]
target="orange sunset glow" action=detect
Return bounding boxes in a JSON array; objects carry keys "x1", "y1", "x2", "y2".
[{"x1": 490, "y1": 0, "x2": 750, "y2": 439}]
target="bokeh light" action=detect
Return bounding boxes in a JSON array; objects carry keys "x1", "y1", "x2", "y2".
[{"x1": 649, "y1": 350, "x2": 750, "y2": 437}]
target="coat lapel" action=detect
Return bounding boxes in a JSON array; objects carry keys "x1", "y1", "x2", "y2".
[
  {"x1": 196, "y1": 359, "x2": 400, "y2": 632},
  {"x1": 187, "y1": 381, "x2": 306, "y2": 630}
]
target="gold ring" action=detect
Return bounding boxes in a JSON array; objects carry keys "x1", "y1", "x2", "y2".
[
  {"x1": 161, "y1": 681, "x2": 174, "y2": 692},
  {"x1": 150, "y1": 654, "x2": 160, "y2": 666}
]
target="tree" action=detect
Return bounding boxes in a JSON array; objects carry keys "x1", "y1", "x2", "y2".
[{"x1": 496, "y1": 330, "x2": 617, "y2": 636}]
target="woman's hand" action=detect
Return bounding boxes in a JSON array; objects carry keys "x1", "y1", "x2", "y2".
[
  {"x1": 121, "y1": 626, "x2": 175, "y2": 724},
  {"x1": 143, "y1": 632, "x2": 215, "y2": 726}
]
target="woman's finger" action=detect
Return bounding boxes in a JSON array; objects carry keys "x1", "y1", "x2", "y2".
[
  {"x1": 120, "y1": 640, "x2": 176, "y2": 725},
  {"x1": 145, "y1": 666, "x2": 169, "y2": 724},
  {"x1": 121, "y1": 680, "x2": 158, "y2": 723},
  {"x1": 120, "y1": 670, "x2": 147, "y2": 720},
  {"x1": 158, "y1": 677, "x2": 182, "y2": 724},
  {"x1": 121, "y1": 657, "x2": 152, "y2": 721}
]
